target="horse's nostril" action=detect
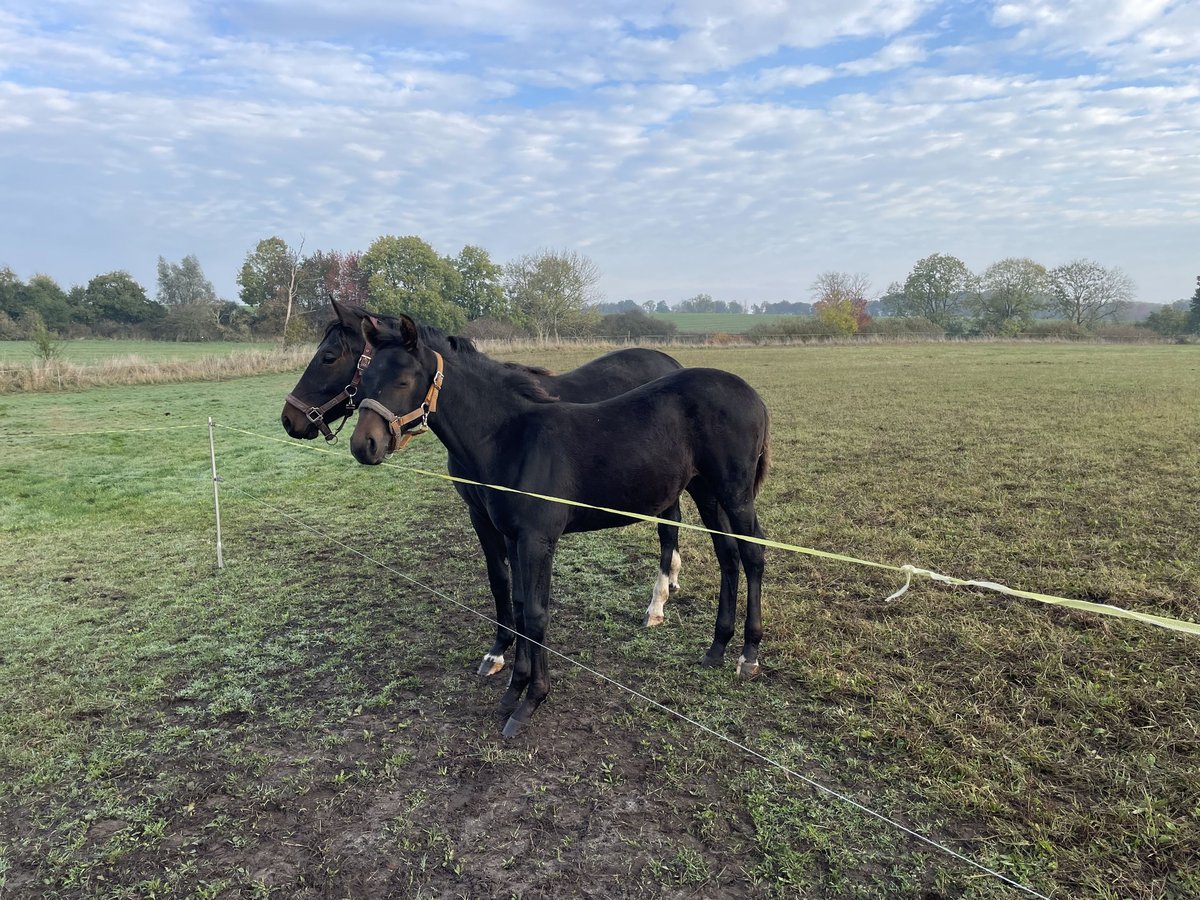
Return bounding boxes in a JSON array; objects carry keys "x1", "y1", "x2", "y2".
[{"x1": 367, "y1": 435, "x2": 377, "y2": 458}]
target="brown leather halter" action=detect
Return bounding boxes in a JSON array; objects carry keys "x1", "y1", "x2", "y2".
[
  {"x1": 284, "y1": 340, "x2": 374, "y2": 443},
  {"x1": 357, "y1": 351, "x2": 445, "y2": 456}
]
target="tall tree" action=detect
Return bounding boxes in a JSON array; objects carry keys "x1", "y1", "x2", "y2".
[
  {"x1": 156, "y1": 255, "x2": 218, "y2": 306},
  {"x1": 238, "y1": 238, "x2": 294, "y2": 309},
  {"x1": 361, "y1": 235, "x2": 465, "y2": 333},
  {"x1": 23, "y1": 274, "x2": 78, "y2": 331},
  {"x1": 811, "y1": 271, "x2": 872, "y2": 334},
  {"x1": 450, "y1": 244, "x2": 509, "y2": 321},
  {"x1": 1189, "y1": 275, "x2": 1200, "y2": 334},
  {"x1": 1048, "y1": 259, "x2": 1134, "y2": 327},
  {"x1": 82, "y1": 271, "x2": 163, "y2": 326},
  {"x1": 238, "y1": 237, "x2": 307, "y2": 341},
  {"x1": 974, "y1": 257, "x2": 1049, "y2": 331},
  {"x1": 0, "y1": 266, "x2": 21, "y2": 319},
  {"x1": 889, "y1": 253, "x2": 974, "y2": 325},
  {"x1": 303, "y1": 249, "x2": 369, "y2": 309},
  {"x1": 504, "y1": 249, "x2": 601, "y2": 340}
]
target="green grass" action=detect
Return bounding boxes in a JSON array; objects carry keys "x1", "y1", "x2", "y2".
[
  {"x1": 0, "y1": 339, "x2": 272, "y2": 365},
  {"x1": 1, "y1": 342, "x2": 1198, "y2": 897}
]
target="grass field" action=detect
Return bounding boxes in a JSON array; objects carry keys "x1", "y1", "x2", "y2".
[
  {"x1": 1, "y1": 343, "x2": 1198, "y2": 897},
  {"x1": 0, "y1": 339, "x2": 272, "y2": 365}
]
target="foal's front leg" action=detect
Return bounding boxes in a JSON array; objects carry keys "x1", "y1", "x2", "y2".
[
  {"x1": 501, "y1": 534, "x2": 557, "y2": 738},
  {"x1": 469, "y1": 507, "x2": 515, "y2": 677}
]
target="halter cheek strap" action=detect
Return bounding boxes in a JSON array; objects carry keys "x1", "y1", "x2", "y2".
[
  {"x1": 284, "y1": 341, "x2": 374, "y2": 443},
  {"x1": 357, "y1": 351, "x2": 445, "y2": 456}
]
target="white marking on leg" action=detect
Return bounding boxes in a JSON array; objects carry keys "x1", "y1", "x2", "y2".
[
  {"x1": 669, "y1": 549, "x2": 681, "y2": 590},
  {"x1": 644, "y1": 571, "x2": 670, "y2": 627},
  {"x1": 736, "y1": 654, "x2": 760, "y2": 678},
  {"x1": 478, "y1": 653, "x2": 506, "y2": 677}
]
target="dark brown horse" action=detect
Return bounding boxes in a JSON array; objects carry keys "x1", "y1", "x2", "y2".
[
  {"x1": 282, "y1": 300, "x2": 686, "y2": 676},
  {"x1": 350, "y1": 314, "x2": 770, "y2": 737}
]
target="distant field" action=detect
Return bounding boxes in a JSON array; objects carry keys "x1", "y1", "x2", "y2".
[
  {"x1": 653, "y1": 312, "x2": 799, "y2": 333},
  {"x1": 0, "y1": 339, "x2": 271, "y2": 365}
]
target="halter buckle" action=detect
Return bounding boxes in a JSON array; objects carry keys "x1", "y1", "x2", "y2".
[{"x1": 305, "y1": 407, "x2": 324, "y2": 424}]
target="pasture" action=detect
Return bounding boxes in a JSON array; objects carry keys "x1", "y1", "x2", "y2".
[
  {"x1": 1, "y1": 343, "x2": 1198, "y2": 897},
  {"x1": 0, "y1": 339, "x2": 270, "y2": 366}
]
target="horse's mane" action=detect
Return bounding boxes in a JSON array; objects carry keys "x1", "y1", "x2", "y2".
[{"x1": 373, "y1": 317, "x2": 557, "y2": 403}]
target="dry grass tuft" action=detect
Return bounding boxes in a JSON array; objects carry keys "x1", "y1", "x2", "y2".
[{"x1": 0, "y1": 347, "x2": 315, "y2": 394}]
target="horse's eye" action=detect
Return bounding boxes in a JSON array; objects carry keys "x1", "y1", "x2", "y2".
[{"x1": 321, "y1": 352, "x2": 338, "y2": 364}]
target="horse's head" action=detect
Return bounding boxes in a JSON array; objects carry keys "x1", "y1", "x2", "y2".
[
  {"x1": 350, "y1": 313, "x2": 444, "y2": 465},
  {"x1": 281, "y1": 298, "x2": 370, "y2": 442}
]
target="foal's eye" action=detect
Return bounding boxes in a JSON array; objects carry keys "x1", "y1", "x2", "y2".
[{"x1": 321, "y1": 351, "x2": 338, "y2": 364}]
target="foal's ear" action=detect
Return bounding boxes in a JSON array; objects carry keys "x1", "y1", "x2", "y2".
[{"x1": 397, "y1": 314, "x2": 419, "y2": 352}]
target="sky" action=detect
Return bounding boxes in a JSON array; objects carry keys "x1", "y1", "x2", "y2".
[{"x1": 1, "y1": 0, "x2": 1198, "y2": 307}]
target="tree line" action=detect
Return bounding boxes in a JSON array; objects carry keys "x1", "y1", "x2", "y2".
[
  {"x1": 3, "y1": 240, "x2": 1196, "y2": 344},
  {"x1": 0, "y1": 237, "x2": 643, "y2": 343}
]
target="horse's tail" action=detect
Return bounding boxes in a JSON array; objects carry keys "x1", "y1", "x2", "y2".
[{"x1": 753, "y1": 412, "x2": 771, "y2": 497}]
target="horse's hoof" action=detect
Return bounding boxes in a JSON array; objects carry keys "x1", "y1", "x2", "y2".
[
  {"x1": 478, "y1": 653, "x2": 505, "y2": 677},
  {"x1": 643, "y1": 613, "x2": 665, "y2": 628},
  {"x1": 736, "y1": 656, "x2": 761, "y2": 679},
  {"x1": 496, "y1": 690, "x2": 521, "y2": 719},
  {"x1": 699, "y1": 653, "x2": 724, "y2": 669},
  {"x1": 668, "y1": 582, "x2": 679, "y2": 593},
  {"x1": 501, "y1": 714, "x2": 529, "y2": 739}
]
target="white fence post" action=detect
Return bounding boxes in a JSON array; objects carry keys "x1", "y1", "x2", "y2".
[{"x1": 208, "y1": 416, "x2": 225, "y2": 569}]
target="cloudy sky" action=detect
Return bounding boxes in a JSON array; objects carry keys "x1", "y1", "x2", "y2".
[{"x1": 2, "y1": 0, "x2": 1197, "y2": 306}]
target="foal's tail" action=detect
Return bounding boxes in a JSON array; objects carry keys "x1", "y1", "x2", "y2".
[{"x1": 753, "y1": 413, "x2": 771, "y2": 497}]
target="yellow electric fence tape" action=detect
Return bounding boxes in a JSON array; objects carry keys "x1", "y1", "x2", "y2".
[{"x1": 214, "y1": 423, "x2": 1200, "y2": 638}]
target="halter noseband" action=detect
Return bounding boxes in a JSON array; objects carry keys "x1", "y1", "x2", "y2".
[
  {"x1": 357, "y1": 351, "x2": 445, "y2": 456},
  {"x1": 284, "y1": 340, "x2": 374, "y2": 443}
]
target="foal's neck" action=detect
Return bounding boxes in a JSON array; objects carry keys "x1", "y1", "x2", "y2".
[{"x1": 429, "y1": 348, "x2": 545, "y2": 471}]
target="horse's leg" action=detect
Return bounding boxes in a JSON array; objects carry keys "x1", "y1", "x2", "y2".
[
  {"x1": 688, "y1": 483, "x2": 741, "y2": 669},
  {"x1": 496, "y1": 535, "x2": 531, "y2": 721},
  {"x1": 723, "y1": 504, "x2": 766, "y2": 679},
  {"x1": 644, "y1": 500, "x2": 682, "y2": 627},
  {"x1": 469, "y1": 506, "x2": 515, "y2": 677},
  {"x1": 502, "y1": 534, "x2": 557, "y2": 738}
]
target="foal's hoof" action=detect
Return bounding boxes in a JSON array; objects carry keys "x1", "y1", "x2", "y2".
[
  {"x1": 501, "y1": 714, "x2": 529, "y2": 739},
  {"x1": 478, "y1": 653, "x2": 505, "y2": 677},
  {"x1": 643, "y1": 612, "x2": 665, "y2": 628},
  {"x1": 736, "y1": 656, "x2": 761, "y2": 680},
  {"x1": 699, "y1": 653, "x2": 725, "y2": 669}
]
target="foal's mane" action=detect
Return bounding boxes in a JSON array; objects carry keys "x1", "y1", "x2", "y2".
[{"x1": 369, "y1": 319, "x2": 558, "y2": 403}]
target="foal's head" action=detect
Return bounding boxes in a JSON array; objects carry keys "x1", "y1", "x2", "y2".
[
  {"x1": 350, "y1": 313, "x2": 445, "y2": 465},
  {"x1": 280, "y1": 299, "x2": 368, "y2": 440}
]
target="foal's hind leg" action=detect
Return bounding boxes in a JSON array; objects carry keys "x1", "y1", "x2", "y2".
[
  {"x1": 727, "y1": 508, "x2": 766, "y2": 679},
  {"x1": 644, "y1": 501, "x2": 682, "y2": 628},
  {"x1": 688, "y1": 484, "x2": 741, "y2": 669}
]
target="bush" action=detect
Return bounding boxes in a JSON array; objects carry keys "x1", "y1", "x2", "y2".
[
  {"x1": 860, "y1": 316, "x2": 945, "y2": 336},
  {"x1": 598, "y1": 309, "x2": 677, "y2": 340},
  {"x1": 0, "y1": 311, "x2": 20, "y2": 340},
  {"x1": 1021, "y1": 320, "x2": 1090, "y2": 339},
  {"x1": 1094, "y1": 323, "x2": 1158, "y2": 342},
  {"x1": 745, "y1": 317, "x2": 840, "y2": 343},
  {"x1": 462, "y1": 317, "x2": 523, "y2": 342}
]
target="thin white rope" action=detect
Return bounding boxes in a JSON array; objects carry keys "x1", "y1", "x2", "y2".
[{"x1": 220, "y1": 479, "x2": 1051, "y2": 900}]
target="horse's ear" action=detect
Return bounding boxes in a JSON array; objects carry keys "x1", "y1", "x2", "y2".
[
  {"x1": 361, "y1": 314, "x2": 386, "y2": 346},
  {"x1": 398, "y1": 314, "x2": 419, "y2": 352},
  {"x1": 333, "y1": 297, "x2": 365, "y2": 327}
]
